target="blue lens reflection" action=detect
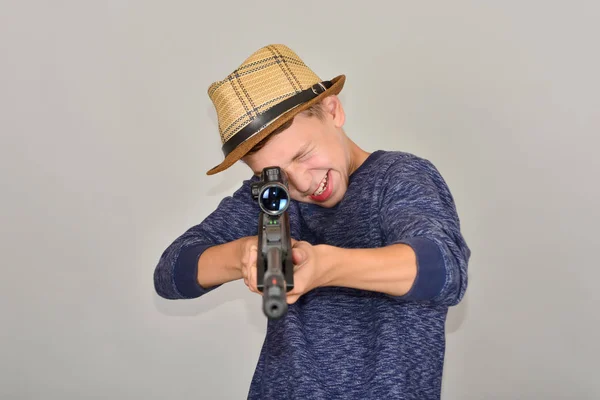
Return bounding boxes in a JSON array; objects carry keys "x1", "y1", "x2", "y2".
[{"x1": 261, "y1": 186, "x2": 288, "y2": 212}]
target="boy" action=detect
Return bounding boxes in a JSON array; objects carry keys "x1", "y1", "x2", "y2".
[{"x1": 154, "y1": 44, "x2": 471, "y2": 399}]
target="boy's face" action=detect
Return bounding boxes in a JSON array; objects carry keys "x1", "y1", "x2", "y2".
[{"x1": 242, "y1": 96, "x2": 358, "y2": 208}]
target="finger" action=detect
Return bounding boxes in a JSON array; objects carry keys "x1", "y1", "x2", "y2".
[
  {"x1": 291, "y1": 239, "x2": 309, "y2": 248},
  {"x1": 247, "y1": 255, "x2": 259, "y2": 294},
  {"x1": 249, "y1": 265, "x2": 259, "y2": 294},
  {"x1": 292, "y1": 247, "x2": 306, "y2": 266},
  {"x1": 241, "y1": 244, "x2": 256, "y2": 288},
  {"x1": 240, "y1": 265, "x2": 249, "y2": 290},
  {"x1": 248, "y1": 247, "x2": 259, "y2": 293},
  {"x1": 287, "y1": 293, "x2": 299, "y2": 304}
]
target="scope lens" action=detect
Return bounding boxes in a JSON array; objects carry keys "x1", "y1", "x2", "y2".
[{"x1": 260, "y1": 186, "x2": 288, "y2": 213}]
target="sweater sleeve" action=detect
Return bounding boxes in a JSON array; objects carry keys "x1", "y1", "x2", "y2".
[
  {"x1": 379, "y1": 156, "x2": 471, "y2": 306},
  {"x1": 153, "y1": 177, "x2": 260, "y2": 300}
]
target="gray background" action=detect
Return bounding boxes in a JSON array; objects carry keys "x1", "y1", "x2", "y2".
[{"x1": 1, "y1": 1, "x2": 599, "y2": 399}]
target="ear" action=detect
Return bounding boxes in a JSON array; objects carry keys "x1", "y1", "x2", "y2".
[{"x1": 321, "y1": 95, "x2": 345, "y2": 128}]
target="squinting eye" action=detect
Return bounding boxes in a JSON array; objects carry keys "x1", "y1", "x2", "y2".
[{"x1": 298, "y1": 151, "x2": 312, "y2": 161}]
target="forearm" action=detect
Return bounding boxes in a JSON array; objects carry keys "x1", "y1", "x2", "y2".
[
  {"x1": 320, "y1": 244, "x2": 418, "y2": 297},
  {"x1": 196, "y1": 238, "x2": 246, "y2": 288}
]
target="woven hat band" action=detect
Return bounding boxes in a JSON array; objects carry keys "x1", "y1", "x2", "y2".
[{"x1": 221, "y1": 81, "x2": 332, "y2": 157}]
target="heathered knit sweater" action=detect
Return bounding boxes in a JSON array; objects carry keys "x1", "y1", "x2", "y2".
[{"x1": 154, "y1": 150, "x2": 471, "y2": 400}]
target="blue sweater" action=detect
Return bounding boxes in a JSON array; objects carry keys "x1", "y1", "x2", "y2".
[{"x1": 154, "y1": 150, "x2": 471, "y2": 399}]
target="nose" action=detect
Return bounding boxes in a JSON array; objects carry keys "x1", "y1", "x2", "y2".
[{"x1": 285, "y1": 166, "x2": 312, "y2": 195}]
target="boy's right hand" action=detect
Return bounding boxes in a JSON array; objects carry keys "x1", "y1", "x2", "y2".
[{"x1": 240, "y1": 236, "x2": 260, "y2": 294}]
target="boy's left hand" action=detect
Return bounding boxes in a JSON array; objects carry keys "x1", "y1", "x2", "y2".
[{"x1": 286, "y1": 239, "x2": 330, "y2": 304}]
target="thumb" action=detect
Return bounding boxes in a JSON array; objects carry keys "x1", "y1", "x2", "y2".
[
  {"x1": 248, "y1": 245, "x2": 258, "y2": 265},
  {"x1": 292, "y1": 247, "x2": 306, "y2": 265}
]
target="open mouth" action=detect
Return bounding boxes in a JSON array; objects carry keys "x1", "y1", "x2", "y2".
[
  {"x1": 313, "y1": 172, "x2": 329, "y2": 196},
  {"x1": 310, "y1": 170, "x2": 333, "y2": 201}
]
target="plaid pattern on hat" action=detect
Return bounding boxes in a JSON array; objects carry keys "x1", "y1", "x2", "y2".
[
  {"x1": 205, "y1": 44, "x2": 345, "y2": 175},
  {"x1": 208, "y1": 45, "x2": 322, "y2": 143}
]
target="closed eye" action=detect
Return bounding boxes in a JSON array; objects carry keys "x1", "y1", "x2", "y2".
[
  {"x1": 296, "y1": 148, "x2": 314, "y2": 162},
  {"x1": 292, "y1": 143, "x2": 311, "y2": 162}
]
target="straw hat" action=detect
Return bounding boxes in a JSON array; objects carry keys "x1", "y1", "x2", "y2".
[{"x1": 205, "y1": 44, "x2": 345, "y2": 175}]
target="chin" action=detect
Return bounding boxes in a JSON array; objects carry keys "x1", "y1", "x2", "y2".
[{"x1": 318, "y1": 191, "x2": 343, "y2": 208}]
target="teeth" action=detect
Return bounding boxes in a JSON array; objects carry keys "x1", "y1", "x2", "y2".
[{"x1": 313, "y1": 173, "x2": 328, "y2": 196}]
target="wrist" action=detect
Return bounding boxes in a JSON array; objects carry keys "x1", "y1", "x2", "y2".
[{"x1": 317, "y1": 244, "x2": 341, "y2": 288}]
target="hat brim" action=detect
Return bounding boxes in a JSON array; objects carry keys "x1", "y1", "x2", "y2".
[{"x1": 205, "y1": 74, "x2": 346, "y2": 175}]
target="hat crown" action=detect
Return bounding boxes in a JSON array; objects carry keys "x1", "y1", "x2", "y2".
[{"x1": 208, "y1": 44, "x2": 322, "y2": 145}]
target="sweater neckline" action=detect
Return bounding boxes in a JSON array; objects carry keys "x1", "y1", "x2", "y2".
[{"x1": 348, "y1": 150, "x2": 385, "y2": 184}]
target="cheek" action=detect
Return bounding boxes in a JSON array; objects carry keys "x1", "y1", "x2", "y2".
[
  {"x1": 289, "y1": 191, "x2": 302, "y2": 201},
  {"x1": 284, "y1": 176, "x2": 307, "y2": 199},
  {"x1": 303, "y1": 154, "x2": 330, "y2": 170}
]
